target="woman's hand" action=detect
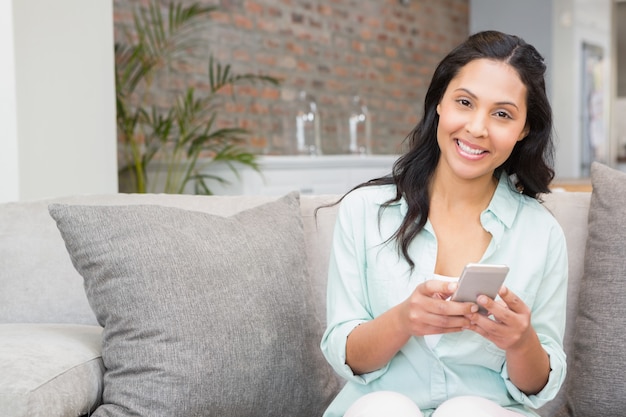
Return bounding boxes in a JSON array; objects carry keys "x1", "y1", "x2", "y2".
[
  {"x1": 397, "y1": 280, "x2": 478, "y2": 337},
  {"x1": 345, "y1": 279, "x2": 477, "y2": 375},
  {"x1": 466, "y1": 285, "x2": 533, "y2": 350},
  {"x1": 466, "y1": 286, "x2": 550, "y2": 395}
]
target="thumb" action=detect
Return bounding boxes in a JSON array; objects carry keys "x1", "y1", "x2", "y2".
[
  {"x1": 445, "y1": 281, "x2": 458, "y2": 296},
  {"x1": 422, "y1": 279, "x2": 457, "y2": 297}
]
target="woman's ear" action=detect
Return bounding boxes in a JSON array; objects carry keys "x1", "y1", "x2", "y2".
[
  {"x1": 517, "y1": 124, "x2": 530, "y2": 142},
  {"x1": 436, "y1": 104, "x2": 441, "y2": 115}
]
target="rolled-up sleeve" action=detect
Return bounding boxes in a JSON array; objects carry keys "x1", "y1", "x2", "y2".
[{"x1": 320, "y1": 193, "x2": 390, "y2": 384}]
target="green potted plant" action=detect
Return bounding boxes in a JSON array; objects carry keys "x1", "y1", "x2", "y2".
[{"x1": 115, "y1": 1, "x2": 278, "y2": 194}]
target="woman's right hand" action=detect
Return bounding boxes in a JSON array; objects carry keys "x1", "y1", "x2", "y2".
[
  {"x1": 346, "y1": 280, "x2": 477, "y2": 375},
  {"x1": 396, "y1": 280, "x2": 478, "y2": 337}
]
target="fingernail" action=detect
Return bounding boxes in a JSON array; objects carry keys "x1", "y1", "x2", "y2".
[{"x1": 470, "y1": 304, "x2": 479, "y2": 313}]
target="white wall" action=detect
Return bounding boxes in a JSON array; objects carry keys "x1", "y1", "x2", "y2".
[
  {"x1": 0, "y1": 0, "x2": 117, "y2": 203},
  {"x1": 551, "y1": 0, "x2": 578, "y2": 178},
  {"x1": 0, "y1": 1, "x2": 20, "y2": 202},
  {"x1": 612, "y1": 1, "x2": 625, "y2": 163},
  {"x1": 469, "y1": 0, "x2": 554, "y2": 96},
  {"x1": 553, "y1": 0, "x2": 613, "y2": 177}
]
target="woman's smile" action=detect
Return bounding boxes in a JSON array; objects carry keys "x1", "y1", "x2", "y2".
[{"x1": 455, "y1": 139, "x2": 489, "y2": 159}]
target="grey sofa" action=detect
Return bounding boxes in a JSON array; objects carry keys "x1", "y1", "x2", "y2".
[{"x1": 1, "y1": 162, "x2": 624, "y2": 417}]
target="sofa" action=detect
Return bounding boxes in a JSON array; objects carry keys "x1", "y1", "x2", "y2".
[{"x1": 1, "y1": 161, "x2": 625, "y2": 417}]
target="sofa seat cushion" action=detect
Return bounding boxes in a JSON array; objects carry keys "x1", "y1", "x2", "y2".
[
  {"x1": 0, "y1": 323, "x2": 103, "y2": 417},
  {"x1": 48, "y1": 192, "x2": 339, "y2": 417}
]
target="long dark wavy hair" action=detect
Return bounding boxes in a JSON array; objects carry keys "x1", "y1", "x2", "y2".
[{"x1": 336, "y1": 31, "x2": 555, "y2": 268}]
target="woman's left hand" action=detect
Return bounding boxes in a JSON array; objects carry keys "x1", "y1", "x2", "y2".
[
  {"x1": 467, "y1": 286, "x2": 551, "y2": 395},
  {"x1": 466, "y1": 286, "x2": 533, "y2": 351}
]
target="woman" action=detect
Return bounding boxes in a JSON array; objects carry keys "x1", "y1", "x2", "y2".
[{"x1": 320, "y1": 31, "x2": 568, "y2": 417}]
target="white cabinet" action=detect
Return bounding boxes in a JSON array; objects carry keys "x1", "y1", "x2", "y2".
[{"x1": 203, "y1": 155, "x2": 399, "y2": 196}]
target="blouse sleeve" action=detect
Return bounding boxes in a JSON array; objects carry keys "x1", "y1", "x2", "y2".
[{"x1": 319, "y1": 194, "x2": 390, "y2": 384}]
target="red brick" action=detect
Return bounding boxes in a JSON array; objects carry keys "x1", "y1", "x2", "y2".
[{"x1": 113, "y1": 0, "x2": 469, "y2": 156}]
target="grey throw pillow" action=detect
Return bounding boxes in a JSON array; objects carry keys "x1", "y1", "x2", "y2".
[
  {"x1": 48, "y1": 192, "x2": 337, "y2": 417},
  {"x1": 558, "y1": 162, "x2": 626, "y2": 416}
]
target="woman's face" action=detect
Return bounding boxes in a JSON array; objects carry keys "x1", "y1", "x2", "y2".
[{"x1": 435, "y1": 58, "x2": 529, "y2": 182}]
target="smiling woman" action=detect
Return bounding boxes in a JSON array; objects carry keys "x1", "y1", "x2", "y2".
[
  {"x1": 320, "y1": 31, "x2": 567, "y2": 417},
  {"x1": 435, "y1": 58, "x2": 529, "y2": 184}
]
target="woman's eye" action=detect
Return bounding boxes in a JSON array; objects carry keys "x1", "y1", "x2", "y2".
[
  {"x1": 495, "y1": 111, "x2": 512, "y2": 119},
  {"x1": 457, "y1": 99, "x2": 471, "y2": 107}
]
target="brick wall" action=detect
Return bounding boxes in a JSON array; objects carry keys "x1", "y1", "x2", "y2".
[{"x1": 113, "y1": 0, "x2": 468, "y2": 155}]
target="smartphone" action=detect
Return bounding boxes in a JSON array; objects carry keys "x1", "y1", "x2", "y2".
[{"x1": 451, "y1": 263, "x2": 509, "y2": 315}]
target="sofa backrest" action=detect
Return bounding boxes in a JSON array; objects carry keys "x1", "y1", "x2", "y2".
[{"x1": 540, "y1": 192, "x2": 590, "y2": 360}]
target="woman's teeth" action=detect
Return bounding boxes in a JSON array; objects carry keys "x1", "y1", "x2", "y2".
[{"x1": 457, "y1": 140, "x2": 485, "y2": 155}]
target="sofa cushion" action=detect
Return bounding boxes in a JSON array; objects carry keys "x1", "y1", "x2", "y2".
[
  {"x1": 48, "y1": 192, "x2": 338, "y2": 417},
  {"x1": 557, "y1": 162, "x2": 626, "y2": 416},
  {"x1": 0, "y1": 323, "x2": 103, "y2": 417}
]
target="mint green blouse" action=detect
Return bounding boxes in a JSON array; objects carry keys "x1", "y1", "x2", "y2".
[{"x1": 320, "y1": 174, "x2": 568, "y2": 417}]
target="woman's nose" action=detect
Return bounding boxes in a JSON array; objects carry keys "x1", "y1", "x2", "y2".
[{"x1": 465, "y1": 113, "x2": 488, "y2": 138}]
